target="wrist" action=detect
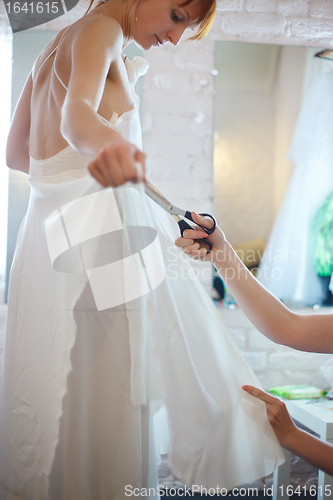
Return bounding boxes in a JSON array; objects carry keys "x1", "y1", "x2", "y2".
[
  {"x1": 211, "y1": 239, "x2": 234, "y2": 266},
  {"x1": 94, "y1": 129, "x2": 126, "y2": 157},
  {"x1": 280, "y1": 425, "x2": 303, "y2": 452}
]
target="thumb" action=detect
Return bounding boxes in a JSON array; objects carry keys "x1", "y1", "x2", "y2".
[
  {"x1": 134, "y1": 150, "x2": 147, "y2": 182},
  {"x1": 191, "y1": 211, "x2": 215, "y2": 230}
]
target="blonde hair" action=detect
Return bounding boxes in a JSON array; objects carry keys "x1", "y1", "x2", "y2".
[
  {"x1": 85, "y1": 0, "x2": 216, "y2": 40},
  {"x1": 180, "y1": 0, "x2": 216, "y2": 40}
]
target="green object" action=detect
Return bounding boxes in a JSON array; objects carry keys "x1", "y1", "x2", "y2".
[
  {"x1": 312, "y1": 192, "x2": 333, "y2": 276},
  {"x1": 269, "y1": 385, "x2": 326, "y2": 399},
  {"x1": 223, "y1": 286, "x2": 237, "y2": 308}
]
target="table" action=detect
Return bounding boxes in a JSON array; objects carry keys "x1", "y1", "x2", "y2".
[{"x1": 273, "y1": 398, "x2": 333, "y2": 500}]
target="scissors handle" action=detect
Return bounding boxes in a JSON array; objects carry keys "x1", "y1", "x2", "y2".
[
  {"x1": 178, "y1": 220, "x2": 213, "y2": 253},
  {"x1": 184, "y1": 212, "x2": 217, "y2": 235}
]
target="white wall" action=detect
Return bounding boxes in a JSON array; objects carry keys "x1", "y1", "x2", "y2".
[{"x1": 221, "y1": 307, "x2": 332, "y2": 391}]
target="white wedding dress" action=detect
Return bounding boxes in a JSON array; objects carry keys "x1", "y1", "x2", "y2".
[
  {"x1": 258, "y1": 70, "x2": 333, "y2": 306},
  {"x1": 0, "y1": 52, "x2": 284, "y2": 500}
]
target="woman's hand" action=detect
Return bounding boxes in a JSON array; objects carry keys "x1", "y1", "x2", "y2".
[
  {"x1": 243, "y1": 384, "x2": 333, "y2": 476},
  {"x1": 242, "y1": 385, "x2": 298, "y2": 449},
  {"x1": 87, "y1": 140, "x2": 146, "y2": 188},
  {"x1": 175, "y1": 212, "x2": 226, "y2": 261}
]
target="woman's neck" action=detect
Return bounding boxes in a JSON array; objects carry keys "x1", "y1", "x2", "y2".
[{"x1": 93, "y1": 0, "x2": 136, "y2": 42}]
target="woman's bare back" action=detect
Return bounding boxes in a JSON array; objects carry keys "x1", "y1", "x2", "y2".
[{"x1": 29, "y1": 11, "x2": 134, "y2": 161}]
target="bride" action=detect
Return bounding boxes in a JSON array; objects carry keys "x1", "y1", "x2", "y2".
[{"x1": 3, "y1": 1, "x2": 283, "y2": 499}]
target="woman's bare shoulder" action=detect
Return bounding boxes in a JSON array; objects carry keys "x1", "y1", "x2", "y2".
[
  {"x1": 70, "y1": 13, "x2": 124, "y2": 54},
  {"x1": 32, "y1": 12, "x2": 123, "y2": 79},
  {"x1": 32, "y1": 27, "x2": 68, "y2": 80}
]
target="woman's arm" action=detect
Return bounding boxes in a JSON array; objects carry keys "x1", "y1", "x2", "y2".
[
  {"x1": 175, "y1": 213, "x2": 333, "y2": 354},
  {"x1": 6, "y1": 72, "x2": 32, "y2": 174},
  {"x1": 243, "y1": 385, "x2": 333, "y2": 476},
  {"x1": 61, "y1": 16, "x2": 145, "y2": 187}
]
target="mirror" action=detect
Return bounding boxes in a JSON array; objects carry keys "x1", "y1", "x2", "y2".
[{"x1": 213, "y1": 41, "x2": 333, "y2": 307}]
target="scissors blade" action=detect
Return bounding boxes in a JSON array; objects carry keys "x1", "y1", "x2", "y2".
[
  {"x1": 145, "y1": 182, "x2": 186, "y2": 217},
  {"x1": 144, "y1": 182, "x2": 170, "y2": 210}
]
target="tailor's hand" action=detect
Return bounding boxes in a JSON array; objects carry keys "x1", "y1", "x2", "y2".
[
  {"x1": 242, "y1": 385, "x2": 298, "y2": 449},
  {"x1": 87, "y1": 140, "x2": 146, "y2": 188},
  {"x1": 175, "y1": 212, "x2": 225, "y2": 261}
]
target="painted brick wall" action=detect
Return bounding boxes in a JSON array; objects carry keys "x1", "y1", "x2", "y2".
[{"x1": 220, "y1": 307, "x2": 332, "y2": 390}]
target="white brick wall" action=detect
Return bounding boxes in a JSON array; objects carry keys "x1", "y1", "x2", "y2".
[
  {"x1": 220, "y1": 307, "x2": 332, "y2": 390},
  {"x1": 217, "y1": 0, "x2": 333, "y2": 45},
  {"x1": 245, "y1": 0, "x2": 279, "y2": 14}
]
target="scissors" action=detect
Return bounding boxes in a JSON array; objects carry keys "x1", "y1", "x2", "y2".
[{"x1": 144, "y1": 181, "x2": 216, "y2": 253}]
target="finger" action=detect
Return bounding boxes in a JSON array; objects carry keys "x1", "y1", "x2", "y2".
[
  {"x1": 88, "y1": 160, "x2": 109, "y2": 187},
  {"x1": 175, "y1": 237, "x2": 195, "y2": 248},
  {"x1": 119, "y1": 150, "x2": 142, "y2": 184},
  {"x1": 113, "y1": 146, "x2": 137, "y2": 185},
  {"x1": 182, "y1": 228, "x2": 208, "y2": 240},
  {"x1": 183, "y1": 242, "x2": 201, "y2": 253},
  {"x1": 242, "y1": 385, "x2": 278, "y2": 406},
  {"x1": 191, "y1": 211, "x2": 215, "y2": 230},
  {"x1": 176, "y1": 237, "x2": 209, "y2": 250},
  {"x1": 186, "y1": 247, "x2": 210, "y2": 260},
  {"x1": 134, "y1": 162, "x2": 144, "y2": 183},
  {"x1": 134, "y1": 150, "x2": 147, "y2": 182},
  {"x1": 115, "y1": 144, "x2": 146, "y2": 185},
  {"x1": 265, "y1": 407, "x2": 279, "y2": 427},
  {"x1": 100, "y1": 150, "x2": 124, "y2": 187}
]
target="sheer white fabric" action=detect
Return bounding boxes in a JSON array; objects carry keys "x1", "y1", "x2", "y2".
[
  {"x1": 258, "y1": 70, "x2": 333, "y2": 306},
  {"x1": 0, "y1": 56, "x2": 284, "y2": 500}
]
